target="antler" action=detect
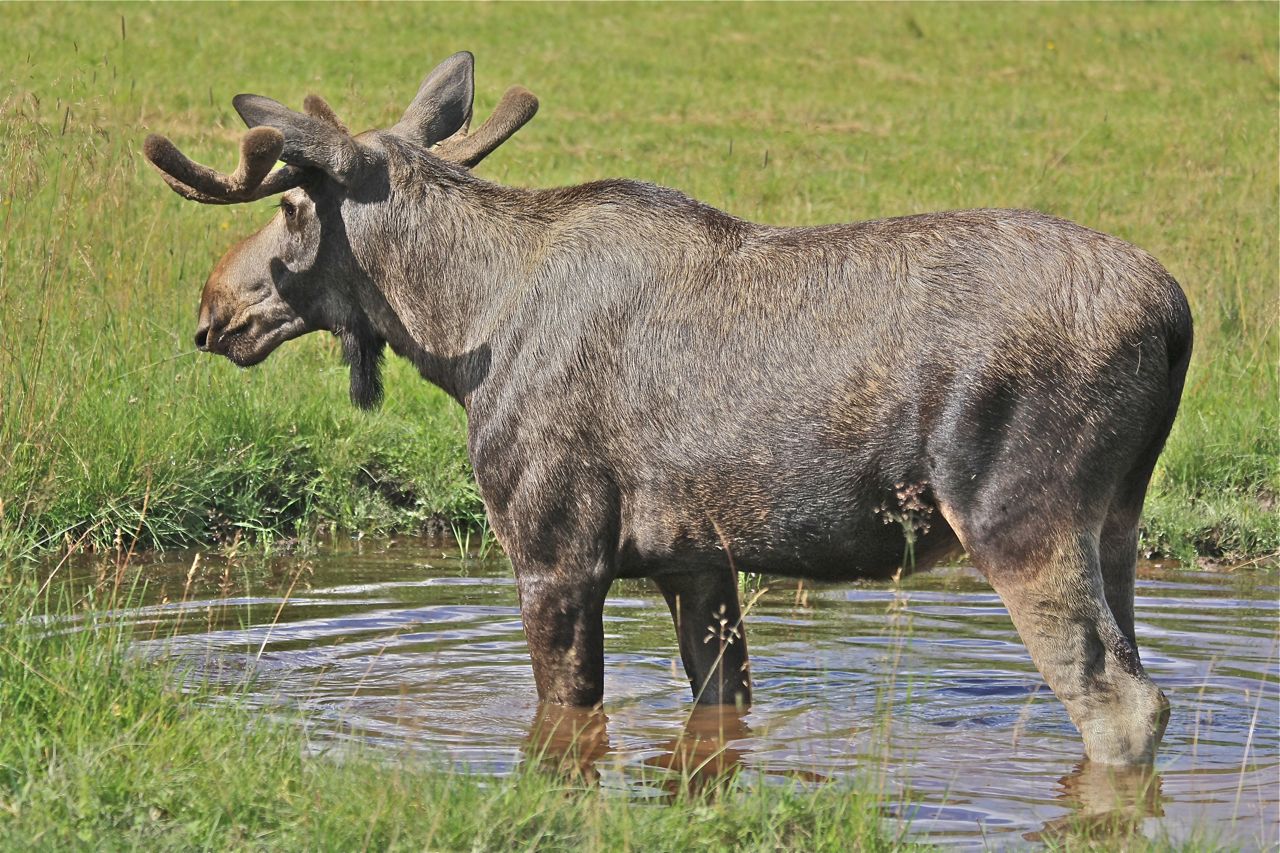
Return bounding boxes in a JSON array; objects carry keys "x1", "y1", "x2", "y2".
[
  {"x1": 302, "y1": 94, "x2": 349, "y2": 134},
  {"x1": 146, "y1": 56, "x2": 533, "y2": 203},
  {"x1": 144, "y1": 126, "x2": 306, "y2": 205},
  {"x1": 432, "y1": 85, "x2": 539, "y2": 168}
]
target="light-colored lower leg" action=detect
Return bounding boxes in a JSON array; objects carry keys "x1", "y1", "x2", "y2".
[{"x1": 986, "y1": 531, "x2": 1169, "y2": 765}]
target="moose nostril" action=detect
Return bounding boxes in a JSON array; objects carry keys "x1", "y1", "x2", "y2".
[{"x1": 194, "y1": 326, "x2": 209, "y2": 351}]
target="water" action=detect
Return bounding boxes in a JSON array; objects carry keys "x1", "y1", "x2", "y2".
[{"x1": 60, "y1": 539, "x2": 1278, "y2": 848}]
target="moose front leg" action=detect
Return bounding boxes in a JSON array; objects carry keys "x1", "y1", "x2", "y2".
[
  {"x1": 515, "y1": 567, "x2": 613, "y2": 707},
  {"x1": 654, "y1": 567, "x2": 752, "y2": 708}
]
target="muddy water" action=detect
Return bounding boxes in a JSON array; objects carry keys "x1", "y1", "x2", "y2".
[{"x1": 65, "y1": 540, "x2": 1277, "y2": 848}]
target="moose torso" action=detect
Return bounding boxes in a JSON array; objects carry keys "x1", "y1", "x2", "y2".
[{"x1": 397, "y1": 176, "x2": 1184, "y2": 585}]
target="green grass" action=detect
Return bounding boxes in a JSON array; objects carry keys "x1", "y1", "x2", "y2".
[{"x1": 0, "y1": 2, "x2": 1276, "y2": 562}]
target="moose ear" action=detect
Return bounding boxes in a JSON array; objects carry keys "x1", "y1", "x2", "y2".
[
  {"x1": 233, "y1": 94, "x2": 367, "y2": 184},
  {"x1": 391, "y1": 51, "x2": 475, "y2": 147}
]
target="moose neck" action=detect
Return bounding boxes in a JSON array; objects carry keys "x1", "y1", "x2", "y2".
[{"x1": 350, "y1": 153, "x2": 545, "y2": 407}]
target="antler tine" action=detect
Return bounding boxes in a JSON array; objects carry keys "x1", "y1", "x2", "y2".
[
  {"x1": 433, "y1": 85, "x2": 539, "y2": 168},
  {"x1": 143, "y1": 127, "x2": 305, "y2": 204},
  {"x1": 151, "y1": 166, "x2": 234, "y2": 205},
  {"x1": 149, "y1": 163, "x2": 309, "y2": 205},
  {"x1": 303, "y1": 94, "x2": 349, "y2": 134}
]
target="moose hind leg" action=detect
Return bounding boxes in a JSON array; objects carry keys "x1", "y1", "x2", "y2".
[
  {"x1": 974, "y1": 530, "x2": 1169, "y2": 764},
  {"x1": 654, "y1": 567, "x2": 751, "y2": 708},
  {"x1": 1099, "y1": 518, "x2": 1140, "y2": 647}
]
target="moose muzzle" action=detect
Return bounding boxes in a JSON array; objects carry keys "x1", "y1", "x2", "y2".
[{"x1": 193, "y1": 242, "x2": 308, "y2": 367}]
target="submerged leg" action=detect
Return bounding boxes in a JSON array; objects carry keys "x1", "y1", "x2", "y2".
[
  {"x1": 516, "y1": 566, "x2": 612, "y2": 707},
  {"x1": 974, "y1": 530, "x2": 1168, "y2": 764},
  {"x1": 654, "y1": 567, "x2": 751, "y2": 708}
]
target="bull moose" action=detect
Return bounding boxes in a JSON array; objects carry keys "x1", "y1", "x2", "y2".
[{"x1": 144, "y1": 52, "x2": 1192, "y2": 765}]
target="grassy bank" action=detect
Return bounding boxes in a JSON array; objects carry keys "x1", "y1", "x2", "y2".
[{"x1": 1, "y1": 3, "x2": 1276, "y2": 563}]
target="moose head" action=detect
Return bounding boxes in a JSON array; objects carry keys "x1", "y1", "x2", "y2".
[{"x1": 144, "y1": 52, "x2": 537, "y2": 408}]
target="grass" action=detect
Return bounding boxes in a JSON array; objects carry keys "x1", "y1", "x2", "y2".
[{"x1": 0, "y1": 3, "x2": 1276, "y2": 563}]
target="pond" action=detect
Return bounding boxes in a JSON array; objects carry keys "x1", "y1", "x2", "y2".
[{"x1": 58, "y1": 539, "x2": 1277, "y2": 848}]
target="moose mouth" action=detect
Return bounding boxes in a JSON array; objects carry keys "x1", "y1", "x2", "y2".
[{"x1": 202, "y1": 315, "x2": 309, "y2": 367}]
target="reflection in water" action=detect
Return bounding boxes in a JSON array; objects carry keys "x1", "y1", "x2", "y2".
[
  {"x1": 52, "y1": 540, "x2": 1279, "y2": 848},
  {"x1": 1029, "y1": 761, "x2": 1163, "y2": 844},
  {"x1": 638, "y1": 706, "x2": 756, "y2": 797},
  {"x1": 527, "y1": 705, "x2": 825, "y2": 798},
  {"x1": 526, "y1": 705, "x2": 612, "y2": 781}
]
